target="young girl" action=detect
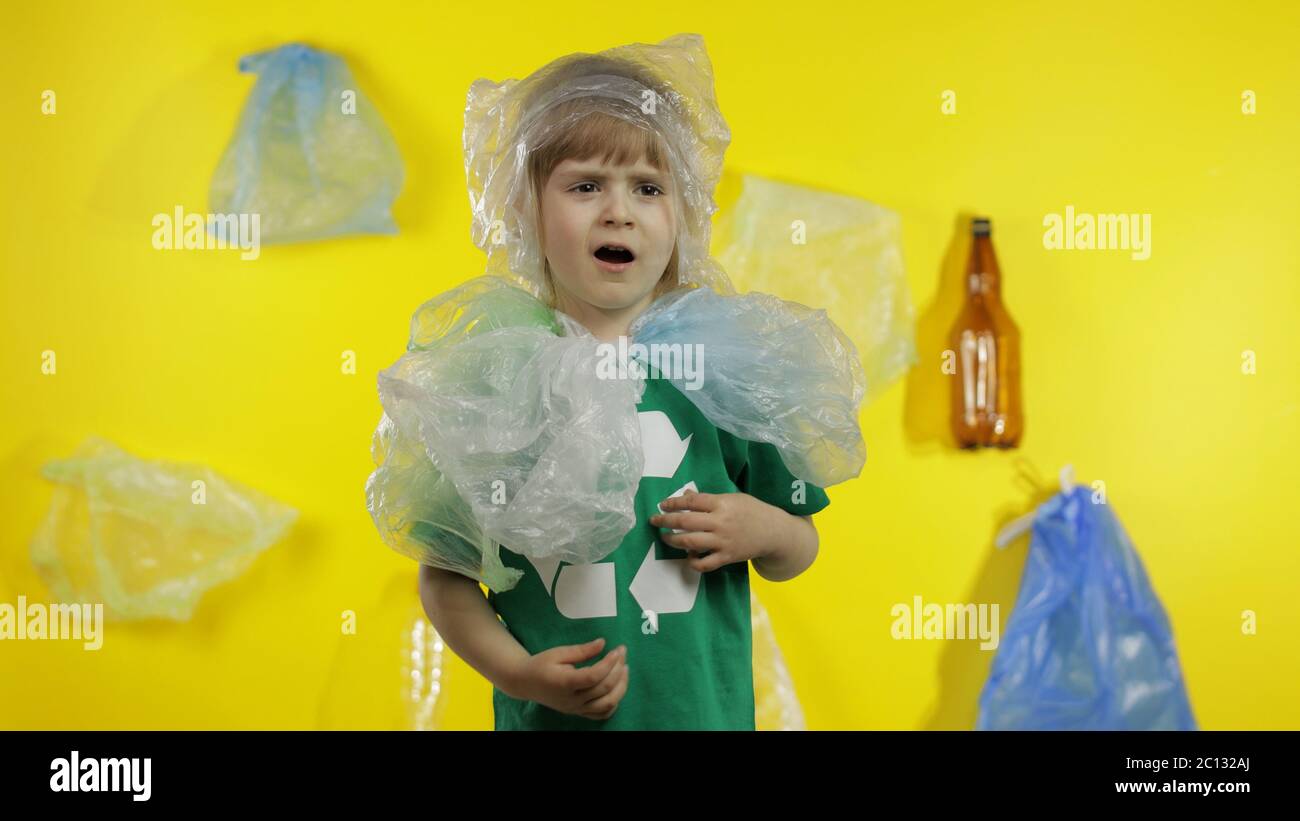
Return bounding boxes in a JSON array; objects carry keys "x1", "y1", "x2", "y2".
[{"x1": 369, "y1": 34, "x2": 864, "y2": 730}]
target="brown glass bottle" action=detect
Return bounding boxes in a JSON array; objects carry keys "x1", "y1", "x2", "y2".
[{"x1": 950, "y1": 217, "x2": 1023, "y2": 448}]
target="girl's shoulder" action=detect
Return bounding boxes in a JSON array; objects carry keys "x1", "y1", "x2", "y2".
[{"x1": 406, "y1": 276, "x2": 560, "y2": 351}]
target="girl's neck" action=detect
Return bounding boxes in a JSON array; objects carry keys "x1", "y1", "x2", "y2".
[{"x1": 554, "y1": 290, "x2": 656, "y2": 343}]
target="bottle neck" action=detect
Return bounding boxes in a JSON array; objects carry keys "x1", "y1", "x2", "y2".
[{"x1": 966, "y1": 236, "x2": 1001, "y2": 296}]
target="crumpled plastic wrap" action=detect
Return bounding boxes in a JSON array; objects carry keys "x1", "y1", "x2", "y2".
[
  {"x1": 31, "y1": 437, "x2": 297, "y2": 621},
  {"x1": 210, "y1": 42, "x2": 404, "y2": 243},
  {"x1": 977, "y1": 485, "x2": 1197, "y2": 730},
  {"x1": 318, "y1": 572, "x2": 449, "y2": 731},
  {"x1": 632, "y1": 285, "x2": 865, "y2": 485},
  {"x1": 752, "y1": 587, "x2": 806, "y2": 731},
  {"x1": 366, "y1": 277, "x2": 647, "y2": 592},
  {"x1": 463, "y1": 32, "x2": 734, "y2": 300},
  {"x1": 366, "y1": 276, "x2": 864, "y2": 591},
  {"x1": 715, "y1": 174, "x2": 917, "y2": 406},
  {"x1": 369, "y1": 33, "x2": 866, "y2": 591}
]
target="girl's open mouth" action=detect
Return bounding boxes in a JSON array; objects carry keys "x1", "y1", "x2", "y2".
[{"x1": 593, "y1": 245, "x2": 636, "y2": 272}]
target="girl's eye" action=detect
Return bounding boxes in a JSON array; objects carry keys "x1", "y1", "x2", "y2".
[{"x1": 569, "y1": 182, "x2": 663, "y2": 195}]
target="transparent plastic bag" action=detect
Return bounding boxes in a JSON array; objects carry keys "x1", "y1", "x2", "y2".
[
  {"x1": 715, "y1": 174, "x2": 917, "y2": 406},
  {"x1": 210, "y1": 42, "x2": 403, "y2": 243},
  {"x1": 463, "y1": 33, "x2": 734, "y2": 300},
  {"x1": 631, "y1": 285, "x2": 866, "y2": 487},
  {"x1": 367, "y1": 275, "x2": 866, "y2": 589},
  {"x1": 977, "y1": 485, "x2": 1197, "y2": 730},
  {"x1": 318, "y1": 571, "x2": 450, "y2": 730},
  {"x1": 366, "y1": 277, "x2": 646, "y2": 592},
  {"x1": 31, "y1": 437, "x2": 297, "y2": 621},
  {"x1": 752, "y1": 587, "x2": 806, "y2": 731},
  {"x1": 370, "y1": 34, "x2": 868, "y2": 588}
]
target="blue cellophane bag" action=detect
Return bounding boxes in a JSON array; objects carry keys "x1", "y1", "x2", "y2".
[
  {"x1": 210, "y1": 42, "x2": 403, "y2": 243},
  {"x1": 977, "y1": 486, "x2": 1197, "y2": 730}
]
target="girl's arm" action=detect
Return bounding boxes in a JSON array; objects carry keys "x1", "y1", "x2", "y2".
[
  {"x1": 750, "y1": 513, "x2": 820, "y2": 582},
  {"x1": 419, "y1": 565, "x2": 632, "y2": 719},
  {"x1": 417, "y1": 565, "x2": 532, "y2": 699}
]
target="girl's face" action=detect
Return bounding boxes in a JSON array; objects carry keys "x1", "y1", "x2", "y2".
[{"x1": 539, "y1": 155, "x2": 676, "y2": 313}]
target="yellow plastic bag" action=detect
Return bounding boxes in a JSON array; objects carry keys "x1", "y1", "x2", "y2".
[
  {"x1": 31, "y1": 437, "x2": 297, "y2": 621},
  {"x1": 716, "y1": 174, "x2": 918, "y2": 405}
]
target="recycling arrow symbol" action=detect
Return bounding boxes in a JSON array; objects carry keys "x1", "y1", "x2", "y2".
[{"x1": 523, "y1": 406, "x2": 705, "y2": 625}]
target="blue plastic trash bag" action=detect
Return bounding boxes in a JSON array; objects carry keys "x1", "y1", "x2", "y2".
[
  {"x1": 977, "y1": 486, "x2": 1197, "y2": 730},
  {"x1": 210, "y1": 43, "x2": 404, "y2": 243}
]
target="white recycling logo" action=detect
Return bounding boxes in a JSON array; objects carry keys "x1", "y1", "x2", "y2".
[{"x1": 522, "y1": 405, "x2": 704, "y2": 624}]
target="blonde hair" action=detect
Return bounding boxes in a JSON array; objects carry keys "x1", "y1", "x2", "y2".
[{"x1": 525, "y1": 77, "x2": 684, "y2": 312}]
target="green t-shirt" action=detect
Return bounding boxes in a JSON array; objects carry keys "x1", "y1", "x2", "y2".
[{"x1": 487, "y1": 372, "x2": 831, "y2": 730}]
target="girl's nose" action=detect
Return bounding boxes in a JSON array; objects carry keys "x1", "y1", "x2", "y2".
[{"x1": 601, "y1": 191, "x2": 633, "y2": 226}]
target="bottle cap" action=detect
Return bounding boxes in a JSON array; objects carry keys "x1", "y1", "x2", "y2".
[{"x1": 972, "y1": 217, "x2": 991, "y2": 237}]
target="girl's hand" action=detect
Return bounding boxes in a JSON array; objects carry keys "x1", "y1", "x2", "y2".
[
  {"x1": 507, "y1": 637, "x2": 629, "y2": 721},
  {"x1": 649, "y1": 490, "x2": 786, "y2": 572}
]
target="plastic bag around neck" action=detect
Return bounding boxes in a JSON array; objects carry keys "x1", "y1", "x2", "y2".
[{"x1": 366, "y1": 276, "x2": 865, "y2": 591}]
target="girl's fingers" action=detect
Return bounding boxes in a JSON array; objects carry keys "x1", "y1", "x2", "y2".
[
  {"x1": 662, "y1": 530, "x2": 721, "y2": 553},
  {"x1": 576, "y1": 654, "x2": 625, "y2": 700},
  {"x1": 690, "y1": 552, "x2": 726, "y2": 573},
  {"x1": 584, "y1": 663, "x2": 629, "y2": 719},
  {"x1": 652, "y1": 510, "x2": 715, "y2": 532},
  {"x1": 580, "y1": 664, "x2": 623, "y2": 706},
  {"x1": 660, "y1": 491, "x2": 719, "y2": 513},
  {"x1": 568, "y1": 644, "x2": 624, "y2": 690}
]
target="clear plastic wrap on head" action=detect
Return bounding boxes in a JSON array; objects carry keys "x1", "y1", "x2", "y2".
[{"x1": 463, "y1": 33, "x2": 735, "y2": 301}]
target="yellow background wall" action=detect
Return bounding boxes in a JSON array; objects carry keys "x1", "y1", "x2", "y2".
[{"x1": 2, "y1": 0, "x2": 1296, "y2": 729}]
